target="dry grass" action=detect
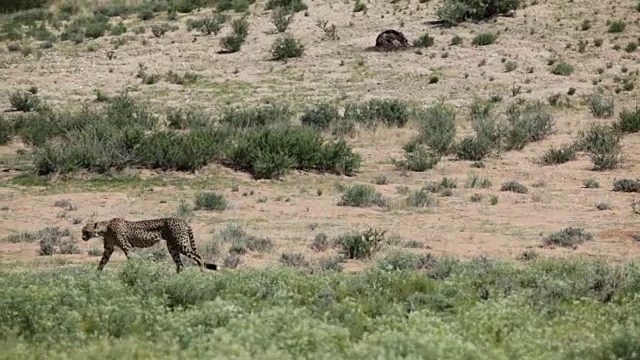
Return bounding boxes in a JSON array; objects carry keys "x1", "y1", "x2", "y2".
[{"x1": 0, "y1": 0, "x2": 639, "y2": 269}]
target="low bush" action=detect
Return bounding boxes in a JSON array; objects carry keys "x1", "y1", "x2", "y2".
[
  {"x1": 576, "y1": 124, "x2": 624, "y2": 170},
  {"x1": 228, "y1": 125, "x2": 361, "y2": 179},
  {"x1": 436, "y1": 0, "x2": 521, "y2": 26}
]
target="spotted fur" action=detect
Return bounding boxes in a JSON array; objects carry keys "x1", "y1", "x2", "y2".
[{"x1": 82, "y1": 217, "x2": 218, "y2": 273}]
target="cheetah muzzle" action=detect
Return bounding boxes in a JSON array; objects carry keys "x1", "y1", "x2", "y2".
[{"x1": 81, "y1": 217, "x2": 218, "y2": 273}]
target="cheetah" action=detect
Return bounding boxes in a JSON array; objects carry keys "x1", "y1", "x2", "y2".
[{"x1": 81, "y1": 217, "x2": 218, "y2": 273}]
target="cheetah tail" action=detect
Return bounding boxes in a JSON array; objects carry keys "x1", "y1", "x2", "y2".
[{"x1": 204, "y1": 263, "x2": 218, "y2": 270}]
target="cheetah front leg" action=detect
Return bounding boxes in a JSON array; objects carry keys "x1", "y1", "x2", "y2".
[{"x1": 97, "y1": 245, "x2": 115, "y2": 271}]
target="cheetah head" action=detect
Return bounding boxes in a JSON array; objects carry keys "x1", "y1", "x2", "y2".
[{"x1": 81, "y1": 221, "x2": 108, "y2": 241}]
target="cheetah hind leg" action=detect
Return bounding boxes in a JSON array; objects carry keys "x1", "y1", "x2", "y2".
[{"x1": 186, "y1": 227, "x2": 218, "y2": 271}]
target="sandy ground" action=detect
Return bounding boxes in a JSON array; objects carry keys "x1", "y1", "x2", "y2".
[{"x1": 0, "y1": 0, "x2": 639, "y2": 270}]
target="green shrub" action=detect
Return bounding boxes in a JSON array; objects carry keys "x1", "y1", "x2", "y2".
[
  {"x1": 550, "y1": 62, "x2": 574, "y2": 76},
  {"x1": 504, "y1": 100, "x2": 555, "y2": 150},
  {"x1": 280, "y1": 252, "x2": 310, "y2": 268},
  {"x1": 393, "y1": 144, "x2": 441, "y2": 172},
  {"x1": 615, "y1": 107, "x2": 640, "y2": 134},
  {"x1": 188, "y1": 14, "x2": 227, "y2": 35},
  {"x1": 300, "y1": 102, "x2": 341, "y2": 130},
  {"x1": 9, "y1": 90, "x2": 41, "y2": 112},
  {"x1": 607, "y1": 20, "x2": 626, "y2": 33},
  {"x1": 413, "y1": 33, "x2": 435, "y2": 47},
  {"x1": 378, "y1": 251, "x2": 421, "y2": 271},
  {"x1": 436, "y1": 0, "x2": 520, "y2": 26},
  {"x1": 194, "y1": 192, "x2": 228, "y2": 211},
  {"x1": 501, "y1": 180, "x2": 528, "y2": 193},
  {"x1": 337, "y1": 184, "x2": 387, "y2": 207},
  {"x1": 612, "y1": 179, "x2": 640, "y2": 193},
  {"x1": 0, "y1": 0, "x2": 48, "y2": 13},
  {"x1": 539, "y1": 144, "x2": 577, "y2": 165},
  {"x1": 335, "y1": 227, "x2": 385, "y2": 259},
  {"x1": 265, "y1": 0, "x2": 307, "y2": 12},
  {"x1": 405, "y1": 189, "x2": 438, "y2": 208},
  {"x1": 343, "y1": 98, "x2": 410, "y2": 129},
  {"x1": 220, "y1": 17, "x2": 249, "y2": 53},
  {"x1": 310, "y1": 233, "x2": 330, "y2": 252},
  {"x1": 542, "y1": 227, "x2": 593, "y2": 248},
  {"x1": 220, "y1": 103, "x2": 292, "y2": 130},
  {"x1": 0, "y1": 116, "x2": 13, "y2": 145},
  {"x1": 271, "y1": 6, "x2": 295, "y2": 33},
  {"x1": 271, "y1": 33, "x2": 304, "y2": 60},
  {"x1": 166, "y1": 107, "x2": 212, "y2": 129},
  {"x1": 455, "y1": 136, "x2": 492, "y2": 161},
  {"x1": 412, "y1": 102, "x2": 457, "y2": 155},
  {"x1": 587, "y1": 91, "x2": 615, "y2": 118},
  {"x1": 228, "y1": 125, "x2": 361, "y2": 179},
  {"x1": 471, "y1": 32, "x2": 497, "y2": 46},
  {"x1": 576, "y1": 124, "x2": 623, "y2": 170}
]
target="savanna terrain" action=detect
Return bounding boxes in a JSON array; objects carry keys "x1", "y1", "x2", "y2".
[{"x1": 0, "y1": 0, "x2": 640, "y2": 358}]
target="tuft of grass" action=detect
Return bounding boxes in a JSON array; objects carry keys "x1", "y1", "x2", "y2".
[
  {"x1": 583, "y1": 179, "x2": 600, "y2": 189},
  {"x1": 539, "y1": 144, "x2": 577, "y2": 165},
  {"x1": 472, "y1": 32, "x2": 497, "y2": 46},
  {"x1": 614, "y1": 107, "x2": 640, "y2": 134},
  {"x1": 337, "y1": 184, "x2": 387, "y2": 207},
  {"x1": 587, "y1": 92, "x2": 615, "y2": 118},
  {"x1": 501, "y1": 181, "x2": 528, "y2": 194},
  {"x1": 9, "y1": 90, "x2": 42, "y2": 112},
  {"x1": 405, "y1": 189, "x2": 438, "y2": 208},
  {"x1": 194, "y1": 192, "x2": 228, "y2": 211},
  {"x1": 413, "y1": 33, "x2": 435, "y2": 47},
  {"x1": 542, "y1": 227, "x2": 593, "y2": 248},
  {"x1": 466, "y1": 174, "x2": 492, "y2": 189},
  {"x1": 550, "y1": 62, "x2": 574, "y2": 76},
  {"x1": 607, "y1": 20, "x2": 626, "y2": 33},
  {"x1": 504, "y1": 61, "x2": 517, "y2": 72}
]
